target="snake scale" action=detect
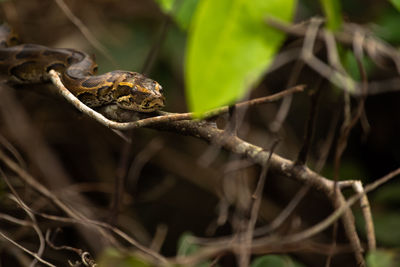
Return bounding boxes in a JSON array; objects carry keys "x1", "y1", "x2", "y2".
[{"x1": 0, "y1": 24, "x2": 165, "y2": 112}]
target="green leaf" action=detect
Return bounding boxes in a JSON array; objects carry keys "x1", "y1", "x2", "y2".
[
  {"x1": 185, "y1": 0, "x2": 295, "y2": 115},
  {"x1": 98, "y1": 248, "x2": 152, "y2": 267},
  {"x1": 374, "y1": 8, "x2": 400, "y2": 43},
  {"x1": 177, "y1": 232, "x2": 212, "y2": 267},
  {"x1": 390, "y1": 0, "x2": 400, "y2": 12},
  {"x1": 154, "y1": 0, "x2": 175, "y2": 12},
  {"x1": 177, "y1": 232, "x2": 198, "y2": 256},
  {"x1": 373, "y1": 184, "x2": 400, "y2": 205},
  {"x1": 343, "y1": 50, "x2": 375, "y2": 81},
  {"x1": 251, "y1": 255, "x2": 305, "y2": 267},
  {"x1": 154, "y1": 0, "x2": 200, "y2": 30},
  {"x1": 320, "y1": 0, "x2": 342, "y2": 30},
  {"x1": 366, "y1": 249, "x2": 398, "y2": 267},
  {"x1": 372, "y1": 212, "x2": 400, "y2": 246},
  {"x1": 174, "y1": 0, "x2": 200, "y2": 30},
  {"x1": 356, "y1": 210, "x2": 400, "y2": 246}
]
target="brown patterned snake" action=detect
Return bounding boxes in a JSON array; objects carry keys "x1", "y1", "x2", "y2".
[{"x1": 0, "y1": 24, "x2": 165, "y2": 112}]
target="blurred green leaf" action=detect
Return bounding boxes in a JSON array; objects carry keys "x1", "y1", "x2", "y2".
[
  {"x1": 98, "y1": 248, "x2": 152, "y2": 267},
  {"x1": 373, "y1": 184, "x2": 400, "y2": 205},
  {"x1": 321, "y1": 159, "x2": 367, "y2": 181},
  {"x1": 98, "y1": 26, "x2": 153, "y2": 73},
  {"x1": 374, "y1": 8, "x2": 400, "y2": 43},
  {"x1": 389, "y1": 0, "x2": 400, "y2": 12},
  {"x1": 185, "y1": 0, "x2": 295, "y2": 115},
  {"x1": 319, "y1": 0, "x2": 342, "y2": 30},
  {"x1": 177, "y1": 232, "x2": 198, "y2": 256},
  {"x1": 154, "y1": 0, "x2": 200, "y2": 30},
  {"x1": 357, "y1": 210, "x2": 400, "y2": 246},
  {"x1": 174, "y1": 0, "x2": 200, "y2": 30},
  {"x1": 374, "y1": 212, "x2": 400, "y2": 246},
  {"x1": 177, "y1": 232, "x2": 212, "y2": 267},
  {"x1": 251, "y1": 255, "x2": 305, "y2": 267},
  {"x1": 155, "y1": 0, "x2": 174, "y2": 12},
  {"x1": 366, "y1": 249, "x2": 398, "y2": 267},
  {"x1": 343, "y1": 50, "x2": 374, "y2": 81}
]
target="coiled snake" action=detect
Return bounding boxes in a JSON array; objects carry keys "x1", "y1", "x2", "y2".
[{"x1": 0, "y1": 24, "x2": 165, "y2": 112}]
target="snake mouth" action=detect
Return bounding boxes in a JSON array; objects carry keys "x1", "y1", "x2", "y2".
[
  {"x1": 140, "y1": 96, "x2": 165, "y2": 112},
  {"x1": 116, "y1": 94, "x2": 165, "y2": 112}
]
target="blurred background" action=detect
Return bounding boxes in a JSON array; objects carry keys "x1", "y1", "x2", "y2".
[{"x1": 0, "y1": 0, "x2": 399, "y2": 266}]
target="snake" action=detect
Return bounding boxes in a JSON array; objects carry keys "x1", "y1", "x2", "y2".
[{"x1": 0, "y1": 24, "x2": 165, "y2": 112}]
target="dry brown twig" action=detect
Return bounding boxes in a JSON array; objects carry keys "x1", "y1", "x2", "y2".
[{"x1": 53, "y1": 0, "x2": 116, "y2": 65}]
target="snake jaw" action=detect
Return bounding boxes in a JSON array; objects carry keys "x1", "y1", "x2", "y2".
[
  {"x1": 116, "y1": 88, "x2": 165, "y2": 112},
  {"x1": 114, "y1": 72, "x2": 165, "y2": 112}
]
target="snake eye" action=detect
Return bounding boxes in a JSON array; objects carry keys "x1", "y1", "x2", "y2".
[
  {"x1": 154, "y1": 81, "x2": 163, "y2": 93},
  {"x1": 92, "y1": 65, "x2": 98, "y2": 73}
]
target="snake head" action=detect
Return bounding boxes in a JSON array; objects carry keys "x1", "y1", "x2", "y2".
[{"x1": 114, "y1": 71, "x2": 165, "y2": 112}]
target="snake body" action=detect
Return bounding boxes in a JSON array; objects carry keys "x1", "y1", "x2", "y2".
[{"x1": 0, "y1": 24, "x2": 165, "y2": 112}]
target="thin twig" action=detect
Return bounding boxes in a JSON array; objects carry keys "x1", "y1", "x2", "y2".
[
  {"x1": 352, "y1": 181, "x2": 375, "y2": 250},
  {"x1": 0, "y1": 212, "x2": 33, "y2": 227},
  {"x1": 0, "y1": 231, "x2": 56, "y2": 267},
  {"x1": 254, "y1": 185, "x2": 311, "y2": 236},
  {"x1": 53, "y1": 0, "x2": 116, "y2": 65},
  {"x1": 295, "y1": 81, "x2": 322, "y2": 165},
  {"x1": 0, "y1": 133, "x2": 26, "y2": 169},
  {"x1": 314, "y1": 110, "x2": 340, "y2": 172},
  {"x1": 239, "y1": 141, "x2": 279, "y2": 267},
  {"x1": 150, "y1": 224, "x2": 168, "y2": 253}
]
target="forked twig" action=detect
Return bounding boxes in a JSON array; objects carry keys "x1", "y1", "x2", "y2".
[{"x1": 339, "y1": 180, "x2": 376, "y2": 251}]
